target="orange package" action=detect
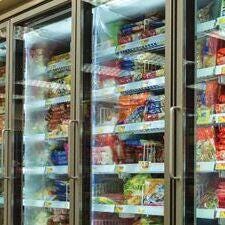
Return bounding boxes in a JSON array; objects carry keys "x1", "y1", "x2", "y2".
[{"x1": 118, "y1": 92, "x2": 150, "y2": 124}]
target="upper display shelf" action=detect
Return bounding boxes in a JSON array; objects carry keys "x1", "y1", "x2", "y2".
[
  {"x1": 96, "y1": 34, "x2": 165, "y2": 62},
  {"x1": 196, "y1": 0, "x2": 225, "y2": 35}
]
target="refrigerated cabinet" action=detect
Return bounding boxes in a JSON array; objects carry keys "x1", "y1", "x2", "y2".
[
  {"x1": 8, "y1": 1, "x2": 74, "y2": 224},
  {"x1": 78, "y1": 0, "x2": 176, "y2": 225}
]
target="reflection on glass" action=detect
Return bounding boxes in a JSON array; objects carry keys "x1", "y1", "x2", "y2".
[
  {"x1": 85, "y1": 0, "x2": 166, "y2": 224},
  {"x1": 13, "y1": 13, "x2": 71, "y2": 225},
  {"x1": 195, "y1": 1, "x2": 225, "y2": 225}
]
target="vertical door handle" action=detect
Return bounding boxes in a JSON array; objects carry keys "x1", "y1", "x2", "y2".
[
  {"x1": 68, "y1": 120, "x2": 79, "y2": 180},
  {"x1": 169, "y1": 106, "x2": 181, "y2": 181},
  {"x1": 1, "y1": 129, "x2": 10, "y2": 180}
]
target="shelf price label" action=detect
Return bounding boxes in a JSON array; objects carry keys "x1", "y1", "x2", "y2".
[
  {"x1": 116, "y1": 165, "x2": 124, "y2": 174},
  {"x1": 46, "y1": 167, "x2": 53, "y2": 174},
  {"x1": 114, "y1": 205, "x2": 124, "y2": 213},
  {"x1": 44, "y1": 201, "x2": 52, "y2": 208},
  {"x1": 97, "y1": 127, "x2": 104, "y2": 134},
  {"x1": 117, "y1": 45, "x2": 126, "y2": 52},
  {"x1": 117, "y1": 86, "x2": 125, "y2": 93},
  {"x1": 221, "y1": 66, "x2": 225, "y2": 75},
  {"x1": 220, "y1": 210, "x2": 225, "y2": 218},
  {"x1": 215, "y1": 162, "x2": 225, "y2": 170},
  {"x1": 140, "y1": 39, "x2": 149, "y2": 46},
  {"x1": 138, "y1": 161, "x2": 150, "y2": 171},
  {"x1": 117, "y1": 125, "x2": 125, "y2": 133},
  {"x1": 137, "y1": 206, "x2": 145, "y2": 214},
  {"x1": 217, "y1": 17, "x2": 225, "y2": 26},
  {"x1": 196, "y1": 164, "x2": 201, "y2": 172}
]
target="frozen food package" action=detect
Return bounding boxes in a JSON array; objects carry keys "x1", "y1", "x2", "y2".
[
  {"x1": 92, "y1": 146, "x2": 115, "y2": 165},
  {"x1": 143, "y1": 179, "x2": 164, "y2": 206},
  {"x1": 202, "y1": 37, "x2": 218, "y2": 68},
  {"x1": 196, "y1": 127, "x2": 216, "y2": 161},
  {"x1": 196, "y1": 2, "x2": 213, "y2": 23},
  {"x1": 118, "y1": 92, "x2": 150, "y2": 124},
  {"x1": 205, "y1": 80, "x2": 219, "y2": 106},
  {"x1": 124, "y1": 174, "x2": 151, "y2": 205},
  {"x1": 144, "y1": 95, "x2": 165, "y2": 121}
]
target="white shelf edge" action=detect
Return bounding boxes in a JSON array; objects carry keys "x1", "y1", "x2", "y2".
[
  {"x1": 92, "y1": 163, "x2": 164, "y2": 174},
  {"x1": 92, "y1": 204, "x2": 164, "y2": 216},
  {"x1": 23, "y1": 165, "x2": 68, "y2": 175},
  {"x1": 23, "y1": 199, "x2": 70, "y2": 209},
  {"x1": 93, "y1": 120, "x2": 165, "y2": 135},
  {"x1": 196, "y1": 208, "x2": 215, "y2": 219}
]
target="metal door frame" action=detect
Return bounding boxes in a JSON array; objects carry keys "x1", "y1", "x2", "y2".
[
  {"x1": 8, "y1": 1, "x2": 74, "y2": 225},
  {"x1": 165, "y1": 1, "x2": 184, "y2": 225},
  {"x1": 0, "y1": 21, "x2": 10, "y2": 225}
]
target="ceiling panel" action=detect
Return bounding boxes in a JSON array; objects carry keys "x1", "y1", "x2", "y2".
[{"x1": 0, "y1": 0, "x2": 31, "y2": 13}]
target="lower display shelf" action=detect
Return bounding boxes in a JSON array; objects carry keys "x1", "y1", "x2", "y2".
[
  {"x1": 92, "y1": 204, "x2": 164, "y2": 216},
  {"x1": 196, "y1": 208, "x2": 225, "y2": 219},
  {"x1": 196, "y1": 161, "x2": 225, "y2": 172},
  {"x1": 23, "y1": 165, "x2": 68, "y2": 175},
  {"x1": 23, "y1": 199, "x2": 70, "y2": 209},
  {"x1": 92, "y1": 163, "x2": 164, "y2": 174}
]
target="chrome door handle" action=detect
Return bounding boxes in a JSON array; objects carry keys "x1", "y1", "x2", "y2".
[
  {"x1": 69, "y1": 176, "x2": 79, "y2": 180},
  {"x1": 170, "y1": 175, "x2": 181, "y2": 181},
  {"x1": 68, "y1": 120, "x2": 79, "y2": 180},
  {"x1": 169, "y1": 106, "x2": 181, "y2": 180},
  {"x1": 1, "y1": 129, "x2": 10, "y2": 180}
]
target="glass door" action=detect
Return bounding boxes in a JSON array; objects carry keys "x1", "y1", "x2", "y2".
[
  {"x1": 9, "y1": 2, "x2": 73, "y2": 225},
  {"x1": 0, "y1": 22, "x2": 9, "y2": 225},
  {"x1": 78, "y1": 0, "x2": 173, "y2": 224},
  {"x1": 184, "y1": 0, "x2": 225, "y2": 225}
]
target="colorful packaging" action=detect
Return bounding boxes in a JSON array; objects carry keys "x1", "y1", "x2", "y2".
[
  {"x1": 196, "y1": 127, "x2": 216, "y2": 161},
  {"x1": 144, "y1": 95, "x2": 165, "y2": 121},
  {"x1": 206, "y1": 80, "x2": 219, "y2": 106},
  {"x1": 92, "y1": 146, "x2": 115, "y2": 165},
  {"x1": 124, "y1": 174, "x2": 151, "y2": 205},
  {"x1": 143, "y1": 179, "x2": 164, "y2": 206},
  {"x1": 118, "y1": 93, "x2": 149, "y2": 124},
  {"x1": 202, "y1": 37, "x2": 218, "y2": 68}
]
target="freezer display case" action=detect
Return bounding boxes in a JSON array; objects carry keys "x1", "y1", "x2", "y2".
[
  {"x1": 10, "y1": 5, "x2": 72, "y2": 225},
  {"x1": 81, "y1": 0, "x2": 167, "y2": 224},
  {"x1": 186, "y1": 0, "x2": 225, "y2": 224}
]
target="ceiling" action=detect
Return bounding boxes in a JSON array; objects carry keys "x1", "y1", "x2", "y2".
[{"x1": 0, "y1": 0, "x2": 31, "y2": 13}]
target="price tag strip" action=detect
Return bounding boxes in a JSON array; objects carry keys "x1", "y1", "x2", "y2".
[
  {"x1": 114, "y1": 205, "x2": 164, "y2": 216},
  {"x1": 116, "y1": 34, "x2": 165, "y2": 54},
  {"x1": 215, "y1": 161, "x2": 225, "y2": 171}
]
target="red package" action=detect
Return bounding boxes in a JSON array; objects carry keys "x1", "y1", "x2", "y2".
[
  {"x1": 118, "y1": 93, "x2": 149, "y2": 124},
  {"x1": 217, "y1": 48, "x2": 225, "y2": 65},
  {"x1": 205, "y1": 80, "x2": 219, "y2": 106},
  {"x1": 118, "y1": 34, "x2": 132, "y2": 45},
  {"x1": 196, "y1": 127, "x2": 215, "y2": 141},
  {"x1": 117, "y1": 75, "x2": 133, "y2": 85},
  {"x1": 141, "y1": 29, "x2": 157, "y2": 39}
]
